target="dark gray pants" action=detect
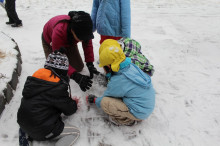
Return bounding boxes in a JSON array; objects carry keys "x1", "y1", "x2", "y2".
[{"x1": 5, "y1": 0, "x2": 21, "y2": 24}]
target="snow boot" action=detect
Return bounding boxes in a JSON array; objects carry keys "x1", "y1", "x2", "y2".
[{"x1": 19, "y1": 128, "x2": 32, "y2": 146}]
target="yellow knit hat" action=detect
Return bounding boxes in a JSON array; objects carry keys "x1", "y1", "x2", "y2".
[{"x1": 99, "y1": 39, "x2": 126, "y2": 72}]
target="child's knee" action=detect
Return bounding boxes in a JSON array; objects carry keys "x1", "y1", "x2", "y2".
[
  {"x1": 100, "y1": 97, "x2": 113, "y2": 112},
  {"x1": 100, "y1": 97, "x2": 125, "y2": 115}
]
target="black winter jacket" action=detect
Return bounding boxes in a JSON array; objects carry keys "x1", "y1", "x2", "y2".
[{"x1": 17, "y1": 75, "x2": 77, "y2": 141}]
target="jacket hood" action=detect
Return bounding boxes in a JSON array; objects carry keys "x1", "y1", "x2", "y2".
[
  {"x1": 22, "y1": 76, "x2": 61, "y2": 99},
  {"x1": 119, "y1": 58, "x2": 151, "y2": 88}
]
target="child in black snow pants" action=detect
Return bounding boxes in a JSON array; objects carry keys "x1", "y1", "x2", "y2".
[{"x1": 17, "y1": 47, "x2": 80, "y2": 146}]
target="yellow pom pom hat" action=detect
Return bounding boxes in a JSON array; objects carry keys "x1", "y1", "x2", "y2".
[{"x1": 99, "y1": 39, "x2": 126, "y2": 72}]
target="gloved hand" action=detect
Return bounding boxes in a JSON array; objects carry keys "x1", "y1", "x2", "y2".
[
  {"x1": 86, "y1": 94, "x2": 97, "y2": 104},
  {"x1": 71, "y1": 72, "x2": 93, "y2": 92},
  {"x1": 86, "y1": 62, "x2": 100, "y2": 79}
]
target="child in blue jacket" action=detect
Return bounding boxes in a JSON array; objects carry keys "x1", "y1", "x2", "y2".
[
  {"x1": 91, "y1": 0, "x2": 131, "y2": 44},
  {"x1": 87, "y1": 39, "x2": 155, "y2": 126}
]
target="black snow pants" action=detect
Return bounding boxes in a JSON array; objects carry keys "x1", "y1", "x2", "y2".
[{"x1": 5, "y1": 0, "x2": 22, "y2": 24}]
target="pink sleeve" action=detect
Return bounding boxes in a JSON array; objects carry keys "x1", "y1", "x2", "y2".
[
  {"x1": 68, "y1": 40, "x2": 94, "y2": 76},
  {"x1": 68, "y1": 66, "x2": 76, "y2": 76},
  {"x1": 82, "y1": 39, "x2": 94, "y2": 62}
]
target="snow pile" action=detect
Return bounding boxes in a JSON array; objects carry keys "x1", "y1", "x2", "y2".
[{"x1": 0, "y1": 32, "x2": 18, "y2": 92}]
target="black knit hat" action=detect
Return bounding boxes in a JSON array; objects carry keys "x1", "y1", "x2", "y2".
[
  {"x1": 68, "y1": 11, "x2": 94, "y2": 41},
  {"x1": 44, "y1": 47, "x2": 69, "y2": 76}
]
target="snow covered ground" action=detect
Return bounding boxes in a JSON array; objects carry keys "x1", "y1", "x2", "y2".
[
  {"x1": 0, "y1": 0, "x2": 220, "y2": 145},
  {"x1": 0, "y1": 32, "x2": 18, "y2": 92}
]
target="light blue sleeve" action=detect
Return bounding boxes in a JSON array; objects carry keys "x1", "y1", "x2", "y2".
[
  {"x1": 91, "y1": 0, "x2": 99, "y2": 32},
  {"x1": 120, "y1": 0, "x2": 131, "y2": 37},
  {"x1": 95, "y1": 96, "x2": 104, "y2": 108},
  {"x1": 103, "y1": 76, "x2": 125, "y2": 98},
  {"x1": 95, "y1": 75, "x2": 125, "y2": 108}
]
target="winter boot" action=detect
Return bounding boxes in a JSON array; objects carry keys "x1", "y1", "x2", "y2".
[{"x1": 19, "y1": 128, "x2": 32, "y2": 146}]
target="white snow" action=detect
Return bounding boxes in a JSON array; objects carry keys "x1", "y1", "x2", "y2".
[
  {"x1": 0, "y1": 32, "x2": 18, "y2": 92},
  {"x1": 0, "y1": 0, "x2": 220, "y2": 146}
]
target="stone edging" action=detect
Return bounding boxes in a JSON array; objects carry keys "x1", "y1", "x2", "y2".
[{"x1": 0, "y1": 33, "x2": 22, "y2": 115}]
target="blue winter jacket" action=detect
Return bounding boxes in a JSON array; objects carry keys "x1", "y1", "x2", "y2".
[
  {"x1": 95, "y1": 58, "x2": 155, "y2": 120},
  {"x1": 91, "y1": 0, "x2": 131, "y2": 37}
]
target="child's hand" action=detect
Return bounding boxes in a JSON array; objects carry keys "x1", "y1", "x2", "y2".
[
  {"x1": 72, "y1": 96, "x2": 82, "y2": 109},
  {"x1": 86, "y1": 94, "x2": 97, "y2": 104},
  {"x1": 71, "y1": 96, "x2": 79, "y2": 104}
]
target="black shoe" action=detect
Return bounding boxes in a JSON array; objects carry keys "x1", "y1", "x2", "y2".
[
  {"x1": 11, "y1": 23, "x2": 23, "y2": 27},
  {"x1": 19, "y1": 128, "x2": 31, "y2": 146},
  {"x1": 6, "y1": 21, "x2": 15, "y2": 25}
]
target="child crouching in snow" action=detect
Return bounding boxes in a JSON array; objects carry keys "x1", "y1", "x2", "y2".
[
  {"x1": 117, "y1": 37, "x2": 154, "y2": 76},
  {"x1": 17, "y1": 48, "x2": 80, "y2": 146},
  {"x1": 87, "y1": 39, "x2": 155, "y2": 126}
]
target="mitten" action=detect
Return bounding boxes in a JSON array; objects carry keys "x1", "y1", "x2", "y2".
[
  {"x1": 86, "y1": 62, "x2": 100, "y2": 79},
  {"x1": 71, "y1": 72, "x2": 93, "y2": 92},
  {"x1": 86, "y1": 94, "x2": 97, "y2": 104}
]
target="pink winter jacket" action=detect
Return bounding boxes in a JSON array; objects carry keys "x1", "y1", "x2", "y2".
[{"x1": 43, "y1": 15, "x2": 94, "y2": 76}]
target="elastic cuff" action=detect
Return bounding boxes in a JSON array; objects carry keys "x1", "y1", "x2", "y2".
[{"x1": 94, "y1": 98, "x2": 97, "y2": 103}]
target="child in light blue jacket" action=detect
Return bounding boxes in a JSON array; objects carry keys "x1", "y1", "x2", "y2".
[
  {"x1": 91, "y1": 0, "x2": 131, "y2": 44},
  {"x1": 87, "y1": 39, "x2": 155, "y2": 126}
]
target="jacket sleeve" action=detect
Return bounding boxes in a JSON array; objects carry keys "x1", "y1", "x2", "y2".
[
  {"x1": 91, "y1": 0, "x2": 100, "y2": 32},
  {"x1": 120, "y1": 0, "x2": 131, "y2": 37},
  {"x1": 82, "y1": 39, "x2": 95, "y2": 63},
  {"x1": 103, "y1": 76, "x2": 126, "y2": 98},
  {"x1": 95, "y1": 75, "x2": 125, "y2": 108},
  {"x1": 67, "y1": 66, "x2": 76, "y2": 76},
  {"x1": 54, "y1": 96, "x2": 78, "y2": 116}
]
